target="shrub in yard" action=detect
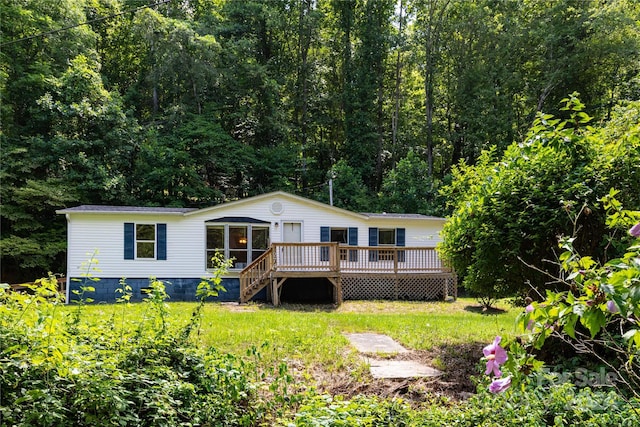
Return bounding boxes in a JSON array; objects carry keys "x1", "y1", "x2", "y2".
[
  {"x1": 439, "y1": 204, "x2": 640, "y2": 426},
  {"x1": 517, "y1": 198, "x2": 640, "y2": 398},
  {"x1": 439, "y1": 96, "x2": 640, "y2": 306},
  {"x1": 0, "y1": 263, "x2": 261, "y2": 426}
]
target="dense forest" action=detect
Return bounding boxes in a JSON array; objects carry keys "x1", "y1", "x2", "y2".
[{"x1": 1, "y1": 0, "x2": 639, "y2": 282}]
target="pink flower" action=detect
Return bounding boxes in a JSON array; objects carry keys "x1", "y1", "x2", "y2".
[
  {"x1": 526, "y1": 319, "x2": 535, "y2": 331},
  {"x1": 489, "y1": 376, "x2": 512, "y2": 393},
  {"x1": 606, "y1": 300, "x2": 619, "y2": 313},
  {"x1": 483, "y1": 336, "x2": 508, "y2": 377},
  {"x1": 525, "y1": 304, "x2": 534, "y2": 313},
  {"x1": 630, "y1": 223, "x2": 640, "y2": 237}
]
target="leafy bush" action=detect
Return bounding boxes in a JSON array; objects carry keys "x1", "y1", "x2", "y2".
[
  {"x1": 0, "y1": 267, "x2": 262, "y2": 426},
  {"x1": 518, "y1": 198, "x2": 640, "y2": 397},
  {"x1": 439, "y1": 96, "x2": 640, "y2": 304},
  {"x1": 276, "y1": 394, "x2": 414, "y2": 427}
]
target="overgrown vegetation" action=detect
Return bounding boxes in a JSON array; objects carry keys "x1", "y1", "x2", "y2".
[
  {"x1": 0, "y1": 265, "x2": 270, "y2": 426},
  {"x1": 3, "y1": 283, "x2": 639, "y2": 425},
  {"x1": 440, "y1": 97, "x2": 640, "y2": 305}
]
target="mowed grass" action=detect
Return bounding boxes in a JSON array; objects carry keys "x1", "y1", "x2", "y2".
[{"x1": 80, "y1": 298, "x2": 520, "y2": 379}]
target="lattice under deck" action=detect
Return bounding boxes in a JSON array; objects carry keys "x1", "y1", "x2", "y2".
[{"x1": 342, "y1": 273, "x2": 457, "y2": 301}]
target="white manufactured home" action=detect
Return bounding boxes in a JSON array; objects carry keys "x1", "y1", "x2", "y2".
[{"x1": 57, "y1": 191, "x2": 456, "y2": 304}]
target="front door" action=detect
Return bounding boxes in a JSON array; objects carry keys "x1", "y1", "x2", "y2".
[
  {"x1": 282, "y1": 222, "x2": 302, "y2": 243},
  {"x1": 282, "y1": 222, "x2": 302, "y2": 266}
]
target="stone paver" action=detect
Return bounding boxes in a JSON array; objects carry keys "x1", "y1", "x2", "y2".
[
  {"x1": 345, "y1": 333, "x2": 443, "y2": 379},
  {"x1": 365, "y1": 359, "x2": 442, "y2": 379},
  {"x1": 344, "y1": 333, "x2": 409, "y2": 354}
]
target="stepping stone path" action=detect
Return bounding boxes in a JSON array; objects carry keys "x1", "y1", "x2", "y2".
[{"x1": 344, "y1": 333, "x2": 442, "y2": 379}]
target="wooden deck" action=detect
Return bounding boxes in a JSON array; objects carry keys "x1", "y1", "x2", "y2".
[{"x1": 240, "y1": 243, "x2": 455, "y2": 305}]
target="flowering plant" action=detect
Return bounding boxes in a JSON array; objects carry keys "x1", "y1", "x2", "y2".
[
  {"x1": 480, "y1": 192, "x2": 639, "y2": 398},
  {"x1": 515, "y1": 192, "x2": 640, "y2": 398}
]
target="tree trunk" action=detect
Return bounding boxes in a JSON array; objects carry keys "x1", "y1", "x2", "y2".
[
  {"x1": 391, "y1": 0, "x2": 405, "y2": 168},
  {"x1": 422, "y1": 0, "x2": 451, "y2": 178}
]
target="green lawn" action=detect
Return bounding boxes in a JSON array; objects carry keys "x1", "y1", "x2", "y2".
[{"x1": 82, "y1": 298, "x2": 520, "y2": 395}]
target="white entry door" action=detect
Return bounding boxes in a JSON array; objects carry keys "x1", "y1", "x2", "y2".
[
  {"x1": 282, "y1": 222, "x2": 302, "y2": 243},
  {"x1": 282, "y1": 222, "x2": 302, "y2": 266}
]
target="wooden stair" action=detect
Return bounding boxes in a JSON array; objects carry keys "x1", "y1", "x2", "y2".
[{"x1": 239, "y1": 247, "x2": 274, "y2": 303}]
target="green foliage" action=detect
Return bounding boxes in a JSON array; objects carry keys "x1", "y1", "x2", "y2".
[
  {"x1": 440, "y1": 97, "x2": 640, "y2": 301},
  {"x1": 282, "y1": 394, "x2": 413, "y2": 427},
  {"x1": 432, "y1": 381, "x2": 640, "y2": 426},
  {"x1": 379, "y1": 149, "x2": 446, "y2": 215},
  {"x1": 441, "y1": 200, "x2": 640, "y2": 426},
  {"x1": 318, "y1": 160, "x2": 374, "y2": 212},
  {"x1": 0, "y1": 266, "x2": 261, "y2": 426},
  {"x1": 518, "y1": 196, "x2": 640, "y2": 397}
]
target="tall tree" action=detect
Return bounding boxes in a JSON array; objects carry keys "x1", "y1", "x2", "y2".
[{"x1": 413, "y1": 0, "x2": 451, "y2": 177}]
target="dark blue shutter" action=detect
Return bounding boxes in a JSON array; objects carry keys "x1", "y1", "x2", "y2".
[
  {"x1": 397, "y1": 228, "x2": 405, "y2": 262},
  {"x1": 368, "y1": 227, "x2": 378, "y2": 262},
  {"x1": 124, "y1": 223, "x2": 134, "y2": 260},
  {"x1": 348, "y1": 227, "x2": 358, "y2": 262},
  {"x1": 320, "y1": 226, "x2": 330, "y2": 261},
  {"x1": 157, "y1": 223, "x2": 167, "y2": 260}
]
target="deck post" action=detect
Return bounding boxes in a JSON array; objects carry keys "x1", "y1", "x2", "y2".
[
  {"x1": 393, "y1": 249, "x2": 399, "y2": 300},
  {"x1": 271, "y1": 278, "x2": 279, "y2": 306},
  {"x1": 328, "y1": 276, "x2": 343, "y2": 305}
]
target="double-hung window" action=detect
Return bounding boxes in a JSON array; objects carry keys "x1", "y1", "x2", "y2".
[
  {"x1": 368, "y1": 227, "x2": 405, "y2": 262},
  {"x1": 377, "y1": 228, "x2": 396, "y2": 260},
  {"x1": 136, "y1": 224, "x2": 156, "y2": 258},
  {"x1": 124, "y1": 223, "x2": 167, "y2": 260},
  {"x1": 206, "y1": 223, "x2": 270, "y2": 269}
]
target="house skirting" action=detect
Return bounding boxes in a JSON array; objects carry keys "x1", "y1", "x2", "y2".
[{"x1": 67, "y1": 277, "x2": 251, "y2": 303}]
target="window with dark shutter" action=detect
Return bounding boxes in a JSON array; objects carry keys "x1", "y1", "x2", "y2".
[
  {"x1": 368, "y1": 227, "x2": 378, "y2": 262},
  {"x1": 320, "y1": 226, "x2": 330, "y2": 262},
  {"x1": 124, "y1": 223, "x2": 134, "y2": 260},
  {"x1": 125, "y1": 223, "x2": 167, "y2": 260}
]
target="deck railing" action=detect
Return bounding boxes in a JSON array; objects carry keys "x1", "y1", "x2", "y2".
[
  {"x1": 337, "y1": 246, "x2": 450, "y2": 273},
  {"x1": 240, "y1": 243, "x2": 451, "y2": 302},
  {"x1": 272, "y1": 242, "x2": 340, "y2": 271}
]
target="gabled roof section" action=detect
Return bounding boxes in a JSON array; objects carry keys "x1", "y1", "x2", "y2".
[
  {"x1": 185, "y1": 191, "x2": 368, "y2": 220},
  {"x1": 56, "y1": 205, "x2": 197, "y2": 215}
]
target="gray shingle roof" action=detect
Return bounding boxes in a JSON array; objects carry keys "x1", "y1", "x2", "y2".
[
  {"x1": 360, "y1": 212, "x2": 445, "y2": 220},
  {"x1": 57, "y1": 205, "x2": 198, "y2": 214}
]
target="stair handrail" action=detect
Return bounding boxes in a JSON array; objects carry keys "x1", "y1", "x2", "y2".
[{"x1": 239, "y1": 247, "x2": 274, "y2": 302}]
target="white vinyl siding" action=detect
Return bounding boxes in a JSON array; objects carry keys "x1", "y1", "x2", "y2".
[{"x1": 63, "y1": 193, "x2": 445, "y2": 281}]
